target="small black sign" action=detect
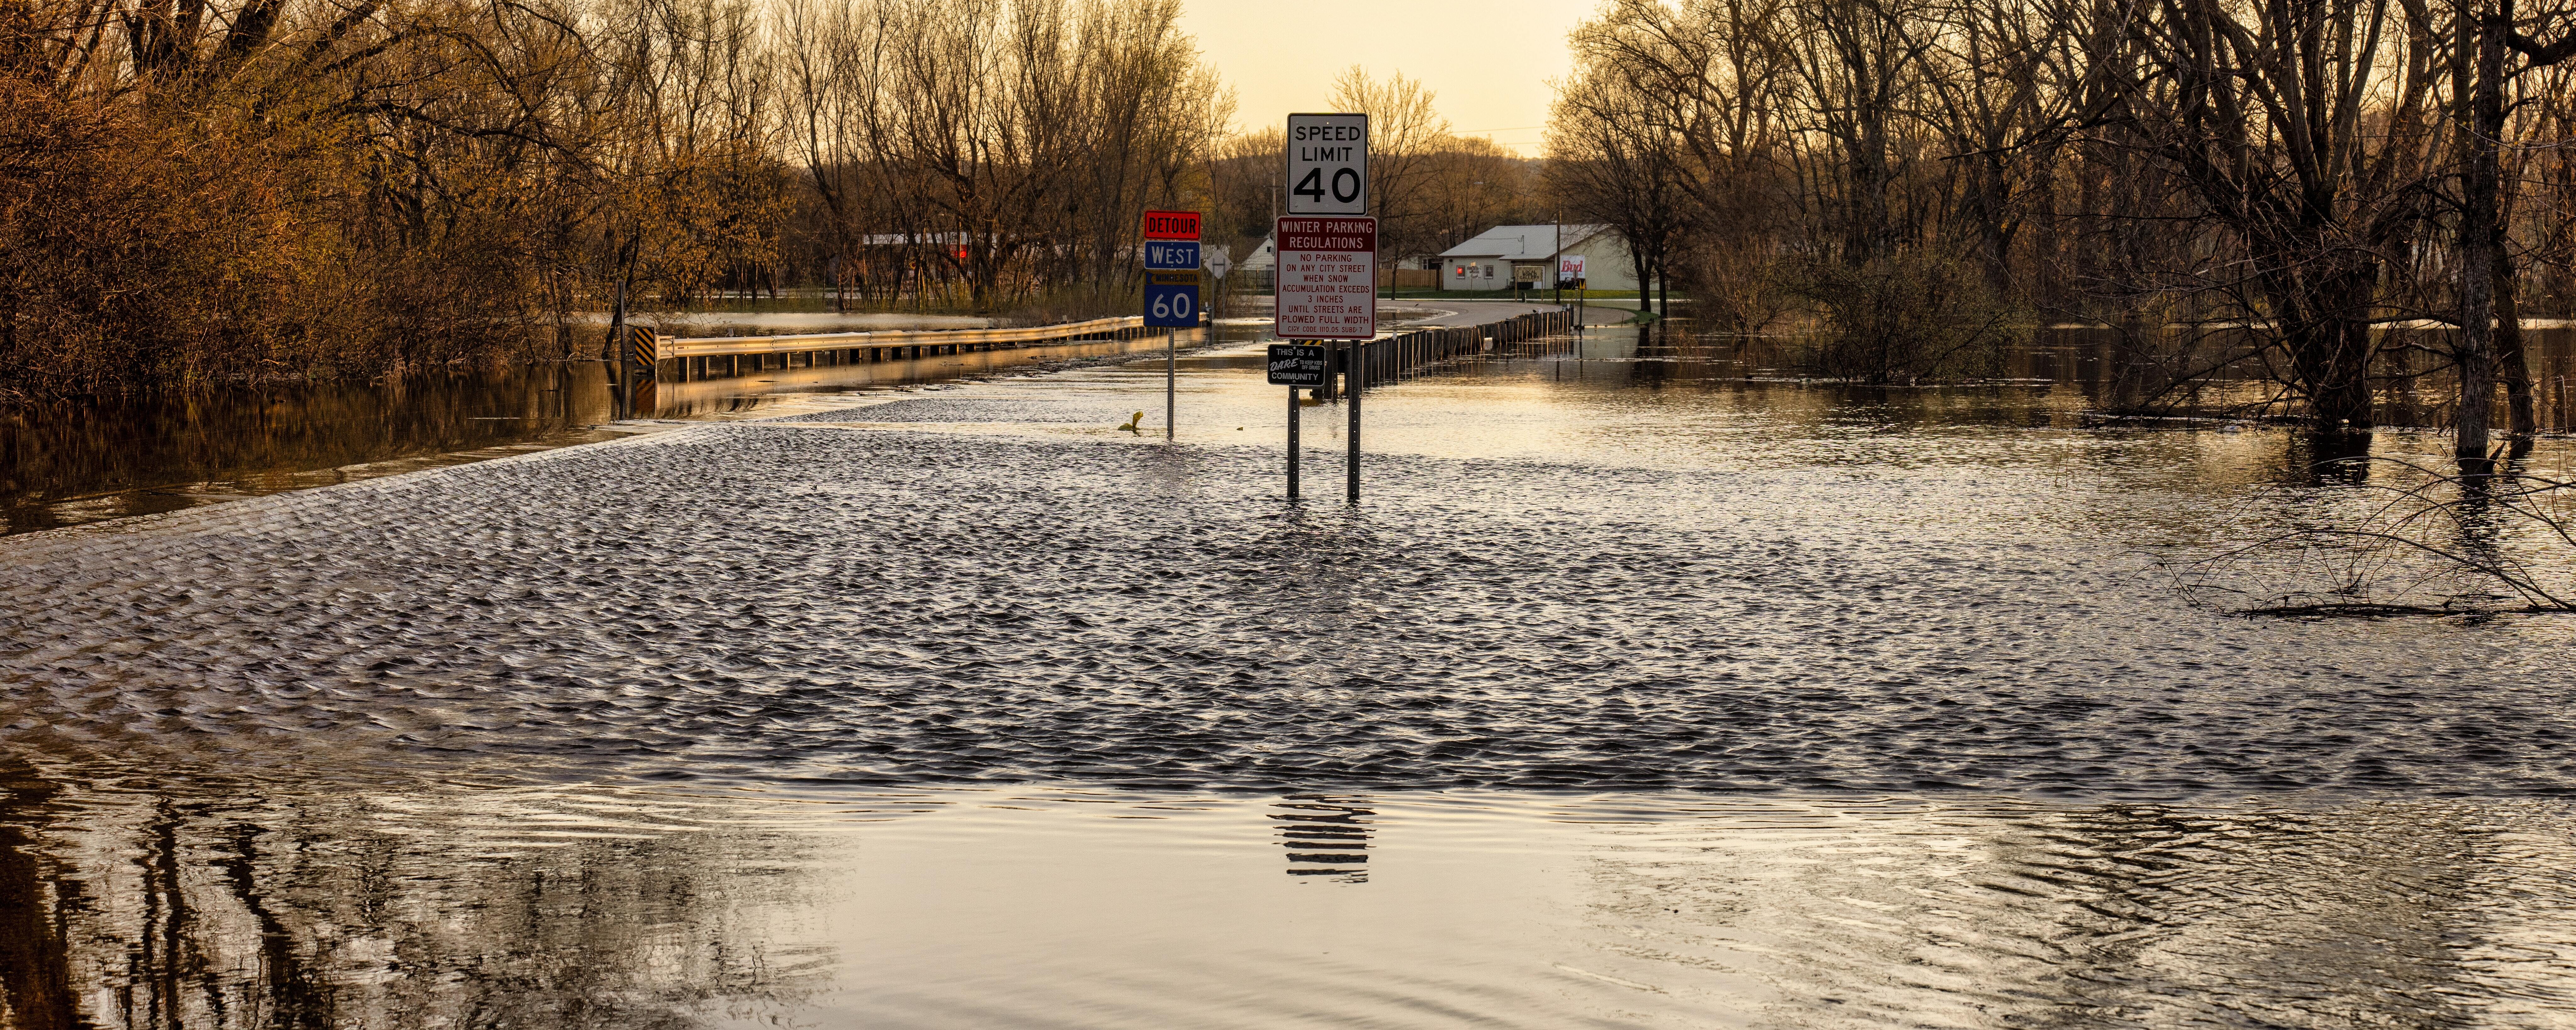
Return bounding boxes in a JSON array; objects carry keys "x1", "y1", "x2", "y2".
[{"x1": 1267, "y1": 344, "x2": 1327, "y2": 386}]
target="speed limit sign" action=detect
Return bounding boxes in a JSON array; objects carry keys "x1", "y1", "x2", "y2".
[{"x1": 1286, "y1": 113, "x2": 1368, "y2": 215}]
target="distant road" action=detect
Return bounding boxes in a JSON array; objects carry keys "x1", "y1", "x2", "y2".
[{"x1": 1235, "y1": 295, "x2": 1639, "y2": 331}]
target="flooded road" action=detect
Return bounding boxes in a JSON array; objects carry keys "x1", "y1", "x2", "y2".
[
  {"x1": 3, "y1": 325, "x2": 2573, "y2": 1026},
  {"x1": 0, "y1": 328, "x2": 1199, "y2": 536},
  {"x1": 0, "y1": 304, "x2": 1513, "y2": 537}
]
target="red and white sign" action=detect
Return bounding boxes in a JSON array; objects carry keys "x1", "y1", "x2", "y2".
[
  {"x1": 1273, "y1": 216, "x2": 1376, "y2": 341},
  {"x1": 1141, "y1": 209, "x2": 1201, "y2": 240}
]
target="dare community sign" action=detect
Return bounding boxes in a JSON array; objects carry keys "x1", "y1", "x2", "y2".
[
  {"x1": 1272, "y1": 217, "x2": 1376, "y2": 340},
  {"x1": 1266, "y1": 344, "x2": 1327, "y2": 387}
]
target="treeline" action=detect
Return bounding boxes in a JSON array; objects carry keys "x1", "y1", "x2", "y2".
[
  {"x1": 0, "y1": 0, "x2": 1222, "y2": 398},
  {"x1": 775, "y1": 0, "x2": 1221, "y2": 313},
  {"x1": 1208, "y1": 68, "x2": 1551, "y2": 273},
  {"x1": 1551, "y1": 0, "x2": 2576, "y2": 462}
]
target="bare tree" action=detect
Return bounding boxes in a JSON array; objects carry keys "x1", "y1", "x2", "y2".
[
  {"x1": 2449, "y1": 0, "x2": 2576, "y2": 466},
  {"x1": 1328, "y1": 66, "x2": 1448, "y2": 261},
  {"x1": 1547, "y1": 69, "x2": 1691, "y2": 316}
]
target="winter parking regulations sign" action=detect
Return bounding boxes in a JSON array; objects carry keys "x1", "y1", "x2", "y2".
[{"x1": 1273, "y1": 216, "x2": 1375, "y2": 340}]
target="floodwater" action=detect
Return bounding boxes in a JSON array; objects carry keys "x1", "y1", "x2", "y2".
[
  {"x1": 15, "y1": 781, "x2": 2576, "y2": 1028},
  {"x1": 4, "y1": 321, "x2": 2576, "y2": 1027},
  {"x1": 0, "y1": 330, "x2": 1193, "y2": 536}
]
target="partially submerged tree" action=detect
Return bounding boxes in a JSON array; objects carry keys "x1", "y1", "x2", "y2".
[
  {"x1": 2448, "y1": 0, "x2": 2576, "y2": 467},
  {"x1": 1546, "y1": 69, "x2": 1690, "y2": 318},
  {"x1": 1546, "y1": 0, "x2": 2576, "y2": 459}
]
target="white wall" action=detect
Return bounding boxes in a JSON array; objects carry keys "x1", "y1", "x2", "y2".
[
  {"x1": 1442, "y1": 234, "x2": 1653, "y2": 292},
  {"x1": 1442, "y1": 258, "x2": 1511, "y2": 291},
  {"x1": 1561, "y1": 235, "x2": 1642, "y2": 292}
]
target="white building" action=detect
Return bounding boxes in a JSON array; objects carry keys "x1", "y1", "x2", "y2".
[
  {"x1": 1236, "y1": 236, "x2": 1277, "y2": 272},
  {"x1": 1438, "y1": 224, "x2": 1645, "y2": 292}
]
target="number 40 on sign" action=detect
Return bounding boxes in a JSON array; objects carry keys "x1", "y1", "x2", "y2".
[{"x1": 1287, "y1": 114, "x2": 1368, "y2": 215}]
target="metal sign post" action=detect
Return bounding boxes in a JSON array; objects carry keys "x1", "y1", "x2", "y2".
[
  {"x1": 1268, "y1": 344, "x2": 1326, "y2": 499},
  {"x1": 1142, "y1": 210, "x2": 1202, "y2": 441},
  {"x1": 1280, "y1": 112, "x2": 1371, "y2": 503},
  {"x1": 1274, "y1": 214, "x2": 1374, "y2": 503},
  {"x1": 1348, "y1": 339, "x2": 1361, "y2": 504}
]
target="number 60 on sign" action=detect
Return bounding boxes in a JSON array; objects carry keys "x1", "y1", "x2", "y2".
[{"x1": 1145, "y1": 271, "x2": 1197, "y2": 327}]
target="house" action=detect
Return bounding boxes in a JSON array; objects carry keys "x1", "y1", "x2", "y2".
[
  {"x1": 1438, "y1": 224, "x2": 1646, "y2": 292},
  {"x1": 1236, "y1": 236, "x2": 1277, "y2": 272}
]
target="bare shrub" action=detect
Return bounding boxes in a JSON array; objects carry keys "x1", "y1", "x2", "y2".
[
  {"x1": 2168, "y1": 458, "x2": 2576, "y2": 614},
  {"x1": 1674, "y1": 238, "x2": 1792, "y2": 336},
  {"x1": 1789, "y1": 251, "x2": 2026, "y2": 382}
]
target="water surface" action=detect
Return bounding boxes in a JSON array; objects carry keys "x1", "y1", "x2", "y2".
[
  {"x1": 9, "y1": 779, "x2": 2575, "y2": 1028},
  {"x1": 0, "y1": 331, "x2": 1197, "y2": 535},
  {"x1": 3, "y1": 324, "x2": 2572, "y2": 1026}
]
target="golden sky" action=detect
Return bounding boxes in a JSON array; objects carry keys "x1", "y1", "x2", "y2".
[{"x1": 1176, "y1": 0, "x2": 1598, "y2": 156}]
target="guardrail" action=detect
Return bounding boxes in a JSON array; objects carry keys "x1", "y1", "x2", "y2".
[
  {"x1": 1363, "y1": 308, "x2": 1581, "y2": 387},
  {"x1": 653, "y1": 315, "x2": 1183, "y2": 381}
]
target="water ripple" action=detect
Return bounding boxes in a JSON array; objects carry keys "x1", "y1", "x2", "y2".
[{"x1": 0, "y1": 413, "x2": 2564, "y2": 795}]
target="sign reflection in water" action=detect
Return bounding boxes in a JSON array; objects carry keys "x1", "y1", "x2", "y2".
[{"x1": 6, "y1": 777, "x2": 2576, "y2": 1027}]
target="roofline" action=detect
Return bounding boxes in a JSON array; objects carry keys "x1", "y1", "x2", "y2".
[{"x1": 1437, "y1": 223, "x2": 1618, "y2": 258}]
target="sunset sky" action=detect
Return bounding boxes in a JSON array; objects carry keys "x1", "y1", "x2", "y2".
[{"x1": 1175, "y1": 1, "x2": 1595, "y2": 155}]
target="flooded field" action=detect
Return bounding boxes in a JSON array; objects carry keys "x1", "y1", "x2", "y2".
[
  {"x1": 0, "y1": 329, "x2": 1198, "y2": 536},
  {"x1": 3, "y1": 323, "x2": 2574, "y2": 1026}
]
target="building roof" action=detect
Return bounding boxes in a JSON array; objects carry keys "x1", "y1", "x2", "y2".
[
  {"x1": 1439, "y1": 224, "x2": 1613, "y2": 260},
  {"x1": 1237, "y1": 236, "x2": 1277, "y2": 270}
]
